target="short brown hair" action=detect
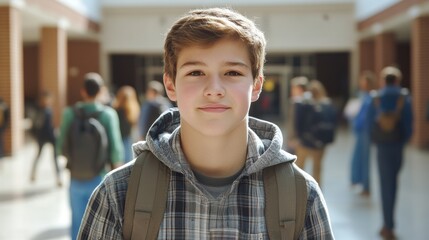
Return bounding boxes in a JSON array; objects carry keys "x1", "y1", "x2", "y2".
[{"x1": 164, "y1": 8, "x2": 266, "y2": 81}]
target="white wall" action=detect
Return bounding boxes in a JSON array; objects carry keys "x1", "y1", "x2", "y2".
[{"x1": 101, "y1": 4, "x2": 355, "y2": 54}]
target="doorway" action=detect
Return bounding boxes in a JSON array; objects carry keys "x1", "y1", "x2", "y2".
[{"x1": 250, "y1": 66, "x2": 291, "y2": 122}]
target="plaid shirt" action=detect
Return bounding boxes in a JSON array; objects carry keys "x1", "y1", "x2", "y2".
[{"x1": 78, "y1": 109, "x2": 334, "y2": 239}]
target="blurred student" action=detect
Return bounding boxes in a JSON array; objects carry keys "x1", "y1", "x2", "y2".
[
  {"x1": 367, "y1": 66, "x2": 413, "y2": 240},
  {"x1": 56, "y1": 73, "x2": 124, "y2": 240},
  {"x1": 138, "y1": 80, "x2": 172, "y2": 140},
  {"x1": 30, "y1": 91, "x2": 62, "y2": 187},
  {"x1": 295, "y1": 80, "x2": 337, "y2": 185},
  {"x1": 285, "y1": 76, "x2": 309, "y2": 154},
  {"x1": 113, "y1": 85, "x2": 140, "y2": 162},
  {"x1": 350, "y1": 71, "x2": 376, "y2": 196}
]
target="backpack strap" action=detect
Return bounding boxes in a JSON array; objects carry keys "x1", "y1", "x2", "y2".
[
  {"x1": 72, "y1": 105, "x2": 104, "y2": 120},
  {"x1": 123, "y1": 151, "x2": 170, "y2": 240},
  {"x1": 264, "y1": 162, "x2": 307, "y2": 240},
  {"x1": 372, "y1": 91, "x2": 406, "y2": 114}
]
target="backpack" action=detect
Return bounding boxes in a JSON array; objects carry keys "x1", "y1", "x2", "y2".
[
  {"x1": 300, "y1": 101, "x2": 337, "y2": 147},
  {"x1": 123, "y1": 151, "x2": 308, "y2": 240},
  {"x1": 370, "y1": 91, "x2": 406, "y2": 143},
  {"x1": 30, "y1": 107, "x2": 46, "y2": 137},
  {"x1": 63, "y1": 106, "x2": 109, "y2": 180}
]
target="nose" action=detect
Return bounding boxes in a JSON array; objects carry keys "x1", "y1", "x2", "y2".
[{"x1": 204, "y1": 75, "x2": 225, "y2": 97}]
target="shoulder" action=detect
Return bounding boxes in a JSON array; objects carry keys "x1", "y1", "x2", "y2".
[
  {"x1": 293, "y1": 165, "x2": 326, "y2": 210},
  {"x1": 97, "y1": 161, "x2": 134, "y2": 204},
  {"x1": 400, "y1": 88, "x2": 409, "y2": 96},
  {"x1": 97, "y1": 105, "x2": 119, "y2": 120},
  {"x1": 294, "y1": 165, "x2": 319, "y2": 196},
  {"x1": 400, "y1": 88, "x2": 411, "y2": 102},
  {"x1": 61, "y1": 106, "x2": 75, "y2": 120},
  {"x1": 369, "y1": 90, "x2": 379, "y2": 98}
]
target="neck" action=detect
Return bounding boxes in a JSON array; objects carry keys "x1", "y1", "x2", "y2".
[{"x1": 180, "y1": 122, "x2": 248, "y2": 178}]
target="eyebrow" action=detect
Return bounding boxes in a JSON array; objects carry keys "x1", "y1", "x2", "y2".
[{"x1": 178, "y1": 61, "x2": 250, "y2": 70}]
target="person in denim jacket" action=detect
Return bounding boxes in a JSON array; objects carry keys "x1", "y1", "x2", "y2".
[
  {"x1": 366, "y1": 66, "x2": 413, "y2": 239},
  {"x1": 350, "y1": 71, "x2": 376, "y2": 196}
]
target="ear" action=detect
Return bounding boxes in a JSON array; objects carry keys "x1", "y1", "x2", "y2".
[
  {"x1": 163, "y1": 73, "x2": 177, "y2": 101},
  {"x1": 251, "y1": 75, "x2": 264, "y2": 102},
  {"x1": 80, "y1": 88, "x2": 87, "y2": 99}
]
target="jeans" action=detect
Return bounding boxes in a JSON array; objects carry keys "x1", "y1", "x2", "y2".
[
  {"x1": 69, "y1": 175, "x2": 102, "y2": 240},
  {"x1": 351, "y1": 131, "x2": 371, "y2": 191},
  {"x1": 376, "y1": 143, "x2": 404, "y2": 230},
  {"x1": 123, "y1": 136, "x2": 133, "y2": 163}
]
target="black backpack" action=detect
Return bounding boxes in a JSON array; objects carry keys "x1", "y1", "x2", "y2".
[
  {"x1": 30, "y1": 107, "x2": 46, "y2": 137},
  {"x1": 64, "y1": 106, "x2": 109, "y2": 180},
  {"x1": 300, "y1": 101, "x2": 337, "y2": 147}
]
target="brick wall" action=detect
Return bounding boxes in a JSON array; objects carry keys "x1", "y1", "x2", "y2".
[
  {"x1": 0, "y1": 6, "x2": 24, "y2": 155},
  {"x1": 23, "y1": 44, "x2": 39, "y2": 103},
  {"x1": 359, "y1": 39, "x2": 375, "y2": 74},
  {"x1": 39, "y1": 27, "x2": 67, "y2": 128},
  {"x1": 67, "y1": 40, "x2": 100, "y2": 105},
  {"x1": 411, "y1": 16, "x2": 429, "y2": 147},
  {"x1": 375, "y1": 32, "x2": 397, "y2": 87}
]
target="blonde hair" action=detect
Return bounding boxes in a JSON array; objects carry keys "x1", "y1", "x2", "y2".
[
  {"x1": 113, "y1": 86, "x2": 140, "y2": 124},
  {"x1": 309, "y1": 80, "x2": 328, "y2": 100},
  {"x1": 164, "y1": 8, "x2": 266, "y2": 81}
]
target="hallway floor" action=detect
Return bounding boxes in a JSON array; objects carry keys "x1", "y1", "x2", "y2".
[{"x1": 0, "y1": 129, "x2": 428, "y2": 240}]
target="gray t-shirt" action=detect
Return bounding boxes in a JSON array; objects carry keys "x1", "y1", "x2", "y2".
[{"x1": 193, "y1": 168, "x2": 243, "y2": 198}]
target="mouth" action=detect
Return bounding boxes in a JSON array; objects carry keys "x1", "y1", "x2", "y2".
[{"x1": 198, "y1": 104, "x2": 230, "y2": 113}]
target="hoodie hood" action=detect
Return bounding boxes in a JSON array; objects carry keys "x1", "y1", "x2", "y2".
[{"x1": 132, "y1": 108, "x2": 296, "y2": 176}]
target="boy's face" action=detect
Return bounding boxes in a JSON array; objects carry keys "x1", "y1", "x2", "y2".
[{"x1": 164, "y1": 38, "x2": 263, "y2": 137}]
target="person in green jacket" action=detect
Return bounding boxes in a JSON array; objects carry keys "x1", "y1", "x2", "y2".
[{"x1": 56, "y1": 72, "x2": 124, "y2": 240}]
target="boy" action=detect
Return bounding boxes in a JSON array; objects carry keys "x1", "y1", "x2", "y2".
[{"x1": 78, "y1": 8, "x2": 334, "y2": 239}]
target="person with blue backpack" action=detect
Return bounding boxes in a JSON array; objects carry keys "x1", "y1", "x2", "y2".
[
  {"x1": 366, "y1": 66, "x2": 413, "y2": 240},
  {"x1": 56, "y1": 72, "x2": 124, "y2": 240},
  {"x1": 294, "y1": 80, "x2": 337, "y2": 185}
]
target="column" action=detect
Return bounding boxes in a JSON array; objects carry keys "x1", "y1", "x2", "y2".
[
  {"x1": 0, "y1": 6, "x2": 24, "y2": 156},
  {"x1": 359, "y1": 39, "x2": 375, "y2": 73},
  {"x1": 374, "y1": 32, "x2": 397, "y2": 87},
  {"x1": 411, "y1": 16, "x2": 429, "y2": 147},
  {"x1": 39, "y1": 26, "x2": 67, "y2": 127}
]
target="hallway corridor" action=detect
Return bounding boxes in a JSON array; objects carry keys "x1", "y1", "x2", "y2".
[{"x1": 0, "y1": 129, "x2": 428, "y2": 239}]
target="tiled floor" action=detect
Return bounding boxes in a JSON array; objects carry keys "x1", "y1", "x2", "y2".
[{"x1": 0, "y1": 129, "x2": 428, "y2": 240}]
